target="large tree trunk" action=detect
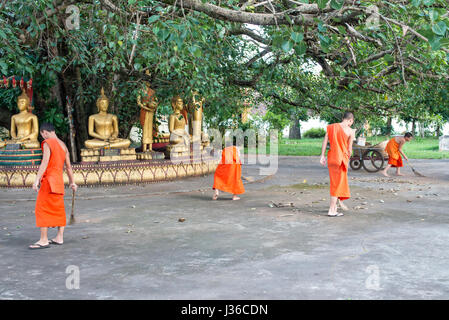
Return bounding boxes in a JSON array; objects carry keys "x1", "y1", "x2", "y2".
[
  {"x1": 419, "y1": 122, "x2": 425, "y2": 138},
  {"x1": 436, "y1": 124, "x2": 441, "y2": 137},
  {"x1": 411, "y1": 119, "x2": 416, "y2": 136},
  {"x1": 289, "y1": 116, "x2": 301, "y2": 139},
  {"x1": 74, "y1": 67, "x2": 89, "y2": 159},
  {"x1": 0, "y1": 109, "x2": 12, "y2": 129}
]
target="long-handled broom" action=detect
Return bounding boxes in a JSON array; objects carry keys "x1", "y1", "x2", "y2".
[
  {"x1": 69, "y1": 189, "x2": 76, "y2": 225},
  {"x1": 404, "y1": 158, "x2": 425, "y2": 177}
]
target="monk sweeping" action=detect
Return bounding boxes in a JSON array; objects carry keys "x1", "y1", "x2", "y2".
[
  {"x1": 320, "y1": 112, "x2": 355, "y2": 217},
  {"x1": 381, "y1": 132, "x2": 413, "y2": 177},
  {"x1": 29, "y1": 123, "x2": 77, "y2": 249},
  {"x1": 212, "y1": 145, "x2": 245, "y2": 201}
]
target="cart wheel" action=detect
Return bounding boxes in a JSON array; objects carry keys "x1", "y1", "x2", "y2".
[
  {"x1": 350, "y1": 158, "x2": 362, "y2": 170},
  {"x1": 362, "y1": 150, "x2": 384, "y2": 172}
]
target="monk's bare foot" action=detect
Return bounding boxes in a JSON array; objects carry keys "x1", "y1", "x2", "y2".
[
  {"x1": 381, "y1": 170, "x2": 389, "y2": 177},
  {"x1": 395, "y1": 173, "x2": 404, "y2": 176},
  {"x1": 338, "y1": 201, "x2": 349, "y2": 211},
  {"x1": 232, "y1": 195, "x2": 240, "y2": 200},
  {"x1": 212, "y1": 194, "x2": 218, "y2": 200}
]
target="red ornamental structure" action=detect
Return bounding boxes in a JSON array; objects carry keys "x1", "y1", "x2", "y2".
[{"x1": 0, "y1": 76, "x2": 33, "y2": 110}]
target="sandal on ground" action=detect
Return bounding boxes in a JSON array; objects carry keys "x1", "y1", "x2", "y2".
[
  {"x1": 49, "y1": 239, "x2": 63, "y2": 245},
  {"x1": 29, "y1": 243, "x2": 50, "y2": 249}
]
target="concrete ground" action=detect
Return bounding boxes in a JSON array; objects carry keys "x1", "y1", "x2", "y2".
[{"x1": 0, "y1": 156, "x2": 448, "y2": 299}]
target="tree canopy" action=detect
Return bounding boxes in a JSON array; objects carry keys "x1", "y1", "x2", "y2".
[{"x1": 1, "y1": 0, "x2": 448, "y2": 155}]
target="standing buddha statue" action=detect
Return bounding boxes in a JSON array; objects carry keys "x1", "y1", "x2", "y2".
[{"x1": 137, "y1": 82, "x2": 158, "y2": 152}]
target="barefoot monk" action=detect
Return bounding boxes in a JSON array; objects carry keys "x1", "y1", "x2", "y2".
[
  {"x1": 29, "y1": 123, "x2": 77, "y2": 249},
  {"x1": 320, "y1": 112, "x2": 355, "y2": 217},
  {"x1": 381, "y1": 132, "x2": 413, "y2": 177},
  {"x1": 212, "y1": 146, "x2": 245, "y2": 201}
]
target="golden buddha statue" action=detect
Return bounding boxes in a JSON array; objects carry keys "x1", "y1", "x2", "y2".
[
  {"x1": 166, "y1": 95, "x2": 190, "y2": 155},
  {"x1": 137, "y1": 82, "x2": 158, "y2": 152},
  {"x1": 84, "y1": 88, "x2": 131, "y2": 149},
  {"x1": 1, "y1": 89, "x2": 40, "y2": 149},
  {"x1": 188, "y1": 91, "x2": 210, "y2": 148}
]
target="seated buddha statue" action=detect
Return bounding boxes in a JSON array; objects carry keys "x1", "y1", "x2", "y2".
[
  {"x1": 1, "y1": 89, "x2": 40, "y2": 149},
  {"x1": 167, "y1": 95, "x2": 190, "y2": 154},
  {"x1": 84, "y1": 88, "x2": 131, "y2": 149}
]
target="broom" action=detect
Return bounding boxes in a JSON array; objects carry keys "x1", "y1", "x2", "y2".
[
  {"x1": 69, "y1": 189, "x2": 76, "y2": 225},
  {"x1": 404, "y1": 158, "x2": 425, "y2": 177}
]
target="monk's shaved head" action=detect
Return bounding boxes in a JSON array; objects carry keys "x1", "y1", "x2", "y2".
[{"x1": 342, "y1": 112, "x2": 354, "y2": 120}]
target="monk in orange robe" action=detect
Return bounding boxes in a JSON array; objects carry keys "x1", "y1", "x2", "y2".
[
  {"x1": 212, "y1": 146, "x2": 245, "y2": 200},
  {"x1": 320, "y1": 112, "x2": 355, "y2": 216},
  {"x1": 381, "y1": 132, "x2": 413, "y2": 177},
  {"x1": 29, "y1": 123, "x2": 77, "y2": 249}
]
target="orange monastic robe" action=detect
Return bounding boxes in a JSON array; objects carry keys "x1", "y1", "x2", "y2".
[
  {"x1": 212, "y1": 146, "x2": 245, "y2": 195},
  {"x1": 385, "y1": 137, "x2": 403, "y2": 167},
  {"x1": 327, "y1": 123, "x2": 350, "y2": 201},
  {"x1": 35, "y1": 138, "x2": 66, "y2": 227}
]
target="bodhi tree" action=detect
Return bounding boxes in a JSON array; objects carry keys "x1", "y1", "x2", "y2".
[{"x1": 1, "y1": 0, "x2": 448, "y2": 159}]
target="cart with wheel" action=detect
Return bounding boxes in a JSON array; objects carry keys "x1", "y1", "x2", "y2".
[{"x1": 350, "y1": 140, "x2": 389, "y2": 173}]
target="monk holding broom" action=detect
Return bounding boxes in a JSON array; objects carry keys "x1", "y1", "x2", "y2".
[
  {"x1": 212, "y1": 145, "x2": 245, "y2": 201},
  {"x1": 381, "y1": 132, "x2": 413, "y2": 177},
  {"x1": 320, "y1": 112, "x2": 355, "y2": 217},
  {"x1": 29, "y1": 123, "x2": 77, "y2": 249}
]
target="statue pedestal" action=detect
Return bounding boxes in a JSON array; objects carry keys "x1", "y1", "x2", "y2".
[
  {"x1": 164, "y1": 148, "x2": 190, "y2": 159},
  {"x1": 80, "y1": 148, "x2": 136, "y2": 162},
  {"x1": 439, "y1": 135, "x2": 449, "y2": 151},
  {"x1": 0, "y1": 147, "x2": 42, "y2": 166},
  {"x1": 137, "y1": 150, "x2": 165, "y2": 160}
]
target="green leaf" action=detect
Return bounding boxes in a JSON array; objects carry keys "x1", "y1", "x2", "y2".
[
  {"x1": 330, "y1": 0, "x2": 344, "y2": 10},
  {"x1": 440, "y1": 38, "x2": 449, "y2": 48},
  {"x1": 282, "y1": 40, "x2": 293, "y2": 53},
  {"x1": 337, "y1": 26, "x2": 346, "y2": 34},
  {"x1": 294, "y1": 42, "x2": 307, "y2": 56},
  {"x1": 0, "y1": 61, "x2": 8, "y2": 74},
  {"x1": 316, "y1": 0, "x2": 328, "y2": 10},
  {"x1": 423, "y1": 0, "x2": 435, "y2": 6},
  {"x1": 384, "y1": 54, "x2": 394, "y2": 63},
  {"x1": 429, "y1": 9, "x2": 439, "y2": 22},
  {"x1": 285, "y1": 13, "x2": 293, "y2": 25},
  {"x1": 411, "y1": 0, "x2": 421, "y2": 7},
  {"x1": 148, "y1": 15, "x2": 160, "y2": 24},
  {"x1": 430, "y1": 36, "x2": 442, "y2": 50},
  {"x1": 317, "y1": 21, "x2": 327, "y2": 33},
  {"x1": 189, "y1": 45, "x2": 202, "y2": 57},
  {"x1": 290, "y1": 32, "x2": 304, "y2": 43},
  {"x1": 432, "y1": 21, "x2": 447, "y2": 36}
]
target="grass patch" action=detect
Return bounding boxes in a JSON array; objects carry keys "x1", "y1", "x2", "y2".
[{"x1": 263, "y1": 136, "x2": 449, "y2": 159}]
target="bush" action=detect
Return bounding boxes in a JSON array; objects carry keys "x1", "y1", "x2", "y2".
[{"x1": 303, "y1": 128, "x2": 326, "y2": 138}]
